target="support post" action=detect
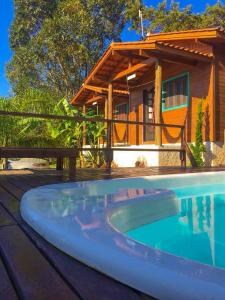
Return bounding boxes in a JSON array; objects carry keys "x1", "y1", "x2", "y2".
[
  {"x1": 106, "y1": 120, "x2": 113, "y2": 173},
  {"x1": 56, "y1": 157, "x2": 63, "y2": 170},
  {"x1": 180, "y1": 127, "x2": 187, "y2": 167},
  {"x1": 69, "y1": 156, "x2": 76, "y2": 179},
  {"x1": 105, "y1": 83, "x2": 113, "y2": 172},
  {"x1": 155, "y1": 59, "x2": 162, "y2": 146},
  {"x1": 108, "y1": 82, "x2": 113, "y2": 120},
  {"x1": 82, "y1": 105, "x2": 86, "y2": 146},
  {"x1": 104, "y1": 97, "x2": 108, "y2": 119},
  {"x1": 210, "y1": 62, "x2": 216, "y2": 141}
]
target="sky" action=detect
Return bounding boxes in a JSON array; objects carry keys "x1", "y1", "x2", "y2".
[{"x1": 0, "y1": 0, "x2": 223, "y2": 97}]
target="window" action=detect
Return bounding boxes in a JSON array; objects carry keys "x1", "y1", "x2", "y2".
[
  {"x1": 162, "y1": 73, "x2": 190, "y2": 111},
  {"x1": 114, "y1": 103, "x2": 128, "y2": 120},
  {"x1": 143, "y1": 89, "x2": 155, "y2": 142}
]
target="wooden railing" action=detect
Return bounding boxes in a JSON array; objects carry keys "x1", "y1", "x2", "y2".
[{"x1": 0, "y1": 110, "x2": 196, "y2": 172}]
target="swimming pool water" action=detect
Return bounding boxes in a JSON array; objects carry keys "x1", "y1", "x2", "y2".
[{"x1": 127, "y1": 183, "x2": 225, "y2": 269}]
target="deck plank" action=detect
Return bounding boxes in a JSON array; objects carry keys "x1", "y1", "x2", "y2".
[
  {"x1": 0, "y1": 258, "x2": 18, "y2": 300},
  {"x1": 0, "y1": 204, "x2": 16, "y2": 227},
  {"x1": 22, "y1": 222, "x2": 145, "y2": 300},
  {"x1": 0, "y1": 225, "x2": 80, "y2": 300},
  {"x1": 0, "y1": 186, "x2": 22, "y2": 223}
]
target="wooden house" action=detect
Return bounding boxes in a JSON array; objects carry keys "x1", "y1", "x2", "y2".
[{"x1": 71, "y1": 27, "x2": 225, "y2": 167}]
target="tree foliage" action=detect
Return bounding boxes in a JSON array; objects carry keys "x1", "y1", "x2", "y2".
[
  {"x1": 7, "y1": 0, "x2": 128, "y2": 97},
  {"x1": 128, "y1": 0, "x2": 225, "y2": 34}
]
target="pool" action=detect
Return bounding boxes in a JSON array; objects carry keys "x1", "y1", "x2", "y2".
[{"x1": 21, "y1": 172, "x2": 225, "y2": 300}]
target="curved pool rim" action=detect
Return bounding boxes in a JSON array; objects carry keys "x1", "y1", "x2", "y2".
[{"x1": 20, "y1": 171, "x2": 225, "y2": 300}]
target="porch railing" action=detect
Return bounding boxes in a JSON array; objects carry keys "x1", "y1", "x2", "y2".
[{"x1": 0, "y1": 110, "x2": 196, "y2": 173}]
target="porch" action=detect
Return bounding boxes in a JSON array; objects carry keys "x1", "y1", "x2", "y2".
[
  {"x1": 1, "y1": 167, "x2": 225, "y2": 300},
  {"x1": 71, "y1": 39, "x2": 215, "y2": 150}
]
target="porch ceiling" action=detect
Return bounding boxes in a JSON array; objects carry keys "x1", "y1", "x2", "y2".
[{"x1": 71, "y1": 38, "x2": 213, "y2": 106}]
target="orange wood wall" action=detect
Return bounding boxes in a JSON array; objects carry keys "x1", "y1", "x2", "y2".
[
  {"x1": 127, "y1": 61, "x2": 214, "y2": 145},
  {"x1": 214, "y1": 45, "x2": 225, "y2": 142}
]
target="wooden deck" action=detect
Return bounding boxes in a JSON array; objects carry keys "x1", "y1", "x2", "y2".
[{"x1": 1, "y1": 167, "x2": 225, "y2": 300}]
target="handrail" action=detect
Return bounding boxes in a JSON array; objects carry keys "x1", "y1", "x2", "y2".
[
  {"x1": 0, "y1": 109, "x2": 193, "y2": 172},
  {"x1": 0, "y1": 110, "x2": 184, "y2": 129}
]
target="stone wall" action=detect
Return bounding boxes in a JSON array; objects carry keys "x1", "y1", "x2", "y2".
[
  {"x1": 112, "y1": 142, "x2": 225, "y2": 167},
  {"x1": 204, "y1": 142, "x2": 225, "y2": 167}
]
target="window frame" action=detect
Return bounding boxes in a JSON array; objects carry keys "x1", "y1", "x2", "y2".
[
  {"x1": 162, "y1": 72, "x2": 190, "y2": 112},
  {"x1": 114, "y1": 102, "x2": 129, "y2": 120}
]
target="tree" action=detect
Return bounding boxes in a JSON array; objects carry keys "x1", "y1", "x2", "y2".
[
  {"x1": 127, "y1": 0, "x2": 225, "y2": 34},
  {"x1": 7, "y1": 0, "x2": 128, "y2": 97}
]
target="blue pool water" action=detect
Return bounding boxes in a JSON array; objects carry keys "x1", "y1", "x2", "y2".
[{"x1": 127, "y1": 183, "x2": 225, "y2": 269}]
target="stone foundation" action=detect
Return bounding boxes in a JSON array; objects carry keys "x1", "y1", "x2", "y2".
[
  {"x1": 158, "y1": 145, "x2": 183, "y2": 167},
  {"x1": 113, "y1": 142, "x2": 225, "y2": 168},
  {"x1": 204, "y1": 142, "x2": 225, "y2": 167}
]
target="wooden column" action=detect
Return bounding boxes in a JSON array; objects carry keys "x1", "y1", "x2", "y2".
[
  {"x1": 155, "y1": 59, "x2": 162, "y2": 146},
  {"x1": 104, "y1": 96, "x2": 108, "y2": 119},
  {"x1": 108, "y1": 82, "x2": 113, "y2": 119},
  {"x1": 82, "y1": 105, "x2": 86, "y2": 146},
  {"x1": 210, "y1": 62, "x2": 216, "y2": 142},
  {"x1": 106, "y1": 83, "x2": 113, "y2": 173}
]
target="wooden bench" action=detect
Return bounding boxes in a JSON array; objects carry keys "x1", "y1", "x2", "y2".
[{"x1": 0, "y1": 147, "x2": 78, "y2": 178}]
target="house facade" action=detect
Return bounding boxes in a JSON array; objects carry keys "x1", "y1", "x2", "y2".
[{"x1": 71, "y1": 27, "x2": 225, "y2": 167}]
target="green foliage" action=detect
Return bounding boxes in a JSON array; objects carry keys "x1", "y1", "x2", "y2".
[
  {"x1": 0, "y1": 98, "x2": 18, "y2": 147},
  {"x1": 84, "y1": 109, "x2": 106, "y2": 167},
  {"x1": 7, "y1": 0, "x2": 128, "y2": 97},
  {"x1": 47, "y1": 98, "x2": 82, "y2": 148},
  {"x1": 12, "y1": 88, "x2": 58, "y2": 114},
  {"x1": 10, "y1": 88, "x2": 59, "y2": 147},
  {"x1": 190, "y1": 100, "x2": 206, "y2": 167},
  {"x1": 128, "y1": 0, "x2": 225, "y2": 34},
  {"x1": 7, "y1": 0, "x2": 225, "y2": 97},
  {"x1": 0, "y1": 95, "x2": 107, "y2": 168}
]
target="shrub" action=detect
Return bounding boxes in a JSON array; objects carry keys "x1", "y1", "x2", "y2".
[{"x1": 190, "y1": 100, "x2": 206, "y2": 166}]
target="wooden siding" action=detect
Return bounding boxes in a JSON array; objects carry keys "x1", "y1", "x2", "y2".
[
  {"x1": 214, "y1": 45, "x2": 225, "y2": 142},
  {"x1": 127, "y1": 61, "x2": 214, "y2": 145}
]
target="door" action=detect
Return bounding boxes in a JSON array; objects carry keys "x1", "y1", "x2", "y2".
[{"x1": 143, "y1": 87, "x2": 155, "y2": 142}]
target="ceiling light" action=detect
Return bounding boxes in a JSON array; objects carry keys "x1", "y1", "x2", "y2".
[{"x1": 127, "y1": 73, "x2": 136, "y2": 81}]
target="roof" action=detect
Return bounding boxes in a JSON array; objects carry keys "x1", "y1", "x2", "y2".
[
  {"x1": 71, "y1": 27, "x2": 224, "y2": 106},
  {"x1": 146, "y1": 27, "x2": 225, "y2": 41}
]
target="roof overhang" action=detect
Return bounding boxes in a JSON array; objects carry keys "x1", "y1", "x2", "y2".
[
  {"x1": 71, "y1": 28, "x2": 220, "y2": 106},
  {"x1": 146, "y1": 27, "x2": 225, "y2": 43}
]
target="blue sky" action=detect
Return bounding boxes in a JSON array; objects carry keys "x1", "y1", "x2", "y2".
[{"x1": 0, "y1": 0, "x2": 223, "y2": 97}]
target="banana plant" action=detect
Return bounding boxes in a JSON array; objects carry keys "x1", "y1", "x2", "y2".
[
  {"x1": 47, "y1": 98, "x2": 83, "y2": 148},
  {"x1": 84, "y1": 109, "x2": 106, "y2": 167}
]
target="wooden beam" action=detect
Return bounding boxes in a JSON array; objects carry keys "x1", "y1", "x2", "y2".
[
  {"x1": 112, "y1": 57, "x2": 156, "y2": 82},
  {"x1": 113, "y1": 42, "x2": 212, "y2": 62},
  {"x1": 115, "y1": 51, "x2": 149, "y2": 61},
  {"x1": 155, "y1": 43, "x2": 213, "y2": 63},
  {"x1": 155, "y1": 59, "x2": 162, "y2": 146},
  {"x1": 142, "y1": 50, "x2": 197, "y2": 66},
  {"x1": 85, "y1": 95, "x2": 103, "y2": 105},
  {"x1": 84, "y1": 84, "x2": 129, "y2": 95}
]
